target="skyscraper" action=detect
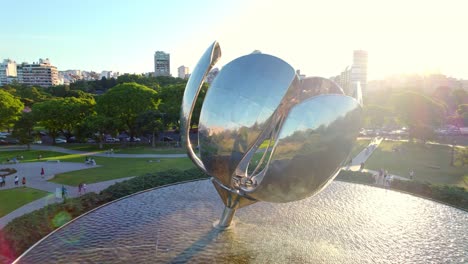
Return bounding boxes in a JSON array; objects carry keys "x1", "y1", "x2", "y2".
[
  {"x1": 351, "y1": 50, "x2": 368, "y2": 94},
  {"x1": 154, "y1": 51, "x2": 170, "y2": 77}
]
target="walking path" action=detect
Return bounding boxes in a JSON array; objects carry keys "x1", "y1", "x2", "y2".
[
  {"x1": 0, "y1": 161, "x2": 133, "y2": 228},
  {"x1": 344, "y1": 137, "x2": 410, "y2": 184},
  {"x1": 0, "y1": 145, "x2": 187, "y2": 158}
]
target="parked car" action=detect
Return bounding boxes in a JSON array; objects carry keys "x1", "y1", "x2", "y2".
[
  {"x1": 126, "y1": 137, "x2": 141, "y2": 142},
  {"x1": 163, "y1": 136, "x2": 174, "y2": 142},
  {"x1": 105, "y1": 138, "x2": 120, "y2": 143},
  {"x1": 33, "y1": 140, "x2": 42, "y2": 144},
  {"x1": 0, "y1": 139, "x2": 8, "y2": 145},
  {"x1": 87, "y1": 138, "x2": 96, "y2": 143},
  {"x1": 55, "y1": 138, "x2": 67, "y2": 144}
]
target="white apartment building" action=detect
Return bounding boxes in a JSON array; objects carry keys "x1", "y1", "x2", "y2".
[
  {"x1": 17, "y1": 58, "x2": 59, "y2": 87},
  {"x1": 178, "y1": 66, "x2": 189, "y2": 79},
  {"x1": 0, "y1": 59, "x2": 17, "y2": 85}
]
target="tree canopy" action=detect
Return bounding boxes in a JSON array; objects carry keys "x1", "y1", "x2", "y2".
[
  {"x1": 0, "y1": 89, "x2": 24, "y2": 130},
  {"x1": 97, "y1": 82, "x2": 160, "y2": 136}
]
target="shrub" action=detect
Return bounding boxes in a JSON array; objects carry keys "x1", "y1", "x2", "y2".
[
  {"x1": 337, "y1": 170, "x2": 467, "y2": 211},
  {"x1": 335, "y1": 169, "x2": 375, "y2": 184},
  {"x1": 100, "y1": 167, "x2": 208, "y2": 200},
  {"x1": 0, "y1": 168, "x2": 17, "y2": 177}
]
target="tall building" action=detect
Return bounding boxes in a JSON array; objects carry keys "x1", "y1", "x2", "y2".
[
  {"x1": 154, "y1": 51, "x2": 170, "y2": 77},
  {"x1": 351, "y1": 50, "x2": 368, "y2": 94},
  {"x1": 330, "y1": 50, "x2": 368, "y2": 95},
  {"x1": 0, "y1": 59, "x2": 17, "y2": 85},
  {"x1": 17, "y1": 58, "x2": 59, "y2": 87},
  {"x1": 178, "y1": 65, "x2": 189, "y2": 79},
  {"x1": 331, "y1": 66, "x2": 352, "y2": 95}
]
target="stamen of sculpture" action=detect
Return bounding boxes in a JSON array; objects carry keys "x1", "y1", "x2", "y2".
[{"x1": 181, "y1": 41, "x2": 363, "y2": 229}]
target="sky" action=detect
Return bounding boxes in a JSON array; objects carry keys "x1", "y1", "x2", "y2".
[{"x1": 1, "y1": 0, "x2": 467, "y2": 80}]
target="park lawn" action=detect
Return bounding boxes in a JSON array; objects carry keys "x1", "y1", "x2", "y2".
[
  {"x1": 0, "y1": 150, "x2": 69, "y2": 163},
  {"x1": 50, "y1": 156, "x2": 195, "y2": 186},
  {"x1": 0, "y1": 187, "x2": 50, "y2": 217},
  {"x1": 63, "y1": 144, "x2": 186, "y2": 154},
  {"x1": 365, "y1": 141, "x2": 467, "y2": 188}
]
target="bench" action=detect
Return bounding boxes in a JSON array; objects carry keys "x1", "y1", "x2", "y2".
[{"x1": 46, "y1": 160, "x2": 61, "y2": 163}]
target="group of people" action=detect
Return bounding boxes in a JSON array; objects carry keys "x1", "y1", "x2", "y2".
[
  {"x1": 78, "y1": 182, "x2": 87, "y2": 195},
  {"x1": 5, "y1": 156, "x2": 22, "y2": 164},
  {"x1": 375, "y1": 168, "x2": 392, "y2": 187},
  {"x1": 85, "y1": 157, "x2": 96, "y2": 166},
  {"x1": 0, "y1": 175, "x2": 26, "y2": 187}
]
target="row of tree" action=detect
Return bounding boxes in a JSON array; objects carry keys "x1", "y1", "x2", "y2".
[
  {"x1": 0, "y1": 75, "x2": 207, "y2": 148},
  {"x1": 362, "y1": 86, "x2": 468, "y2": 141}
]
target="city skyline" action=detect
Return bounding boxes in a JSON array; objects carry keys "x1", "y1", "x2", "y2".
[{"x1": 1, "y1": 0, "x2": 467, "y2": 80}]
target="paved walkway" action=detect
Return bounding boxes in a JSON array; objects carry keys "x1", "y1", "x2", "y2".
[
  {"x1": 344, "y1": 137, "x2": 410, "y2": 184},
  {"x1": 0, "y1": 161, "x2": 133, "y2": 228},
  {"x1": 5, "y1": 145, "x2": 188, "y2": 158}
]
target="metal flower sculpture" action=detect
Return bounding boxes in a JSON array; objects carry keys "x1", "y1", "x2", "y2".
[{"x1": 181, "y1": 41, "x2": 363, "y2": 228}]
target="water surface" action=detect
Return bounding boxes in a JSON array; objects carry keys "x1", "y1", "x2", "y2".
[{"x1": 18, "y1": 180, "x2": 467, "y2": 263}]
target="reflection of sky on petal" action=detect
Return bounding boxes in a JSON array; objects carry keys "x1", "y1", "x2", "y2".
[
  {"x1": 279, "y1": 95, "x2": 357, "y2": 139},
  {"x1": 199, "y1": 53, "x2": 295, "y2": 131}
]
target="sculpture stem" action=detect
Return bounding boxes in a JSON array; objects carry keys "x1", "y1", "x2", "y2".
[{"x1": 216, "y1": 206, "x2": 237, "y2": 229}]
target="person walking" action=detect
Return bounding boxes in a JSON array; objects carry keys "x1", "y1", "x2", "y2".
[
  {"x1": 61, "y1": 185, "x2": 68, "y2": 201},
  {"x1": 14, "y1": 175, "x2": 19, "y2": 186},
  {"x1": 409, "y1": 170, "x2": 414, "y2": 180},
  {"x1": 40, "y1": 167, "x2": 45, "y2": 179},
  {"x1": 82, "y1": 183, "x2": 87, "y2": 194},
  {"x1": 0, "y1": 176, "x2": 4, "y2": 188},
  {"x1": 22, "y1": 177, "x2": 26, "y2": 187}
]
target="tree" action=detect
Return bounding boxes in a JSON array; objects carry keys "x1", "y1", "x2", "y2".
[
  {"x1": 457, "y1": 104, "x2": 468, "y2": 126},
  {"x1": 158, "y1": 83, "x2": 185, "y2": 129},
  {"x1": 33, "y1": 97, "x2": 95, "y2": 143},
  {"x1": 391, "y1": 91, "x2": 446, "y2": 141},
  {"x1": 0, "y1": 89, "x2": 24, "y2": 130},
  {"x1": 78, "y1": 115, "x2": 118, "y2": 149},
  {"x1": 12, "y1": 112, "x2": 35, "y2": 150},
  {"x1": 97, "y1": 82, "x2": 160, "y2": 137},
  {"x1": 362, "y1": 104, "x2": 395, "y2": 128},
  {"x1": 136, "y1": 110, "x2": 164, "y2": 147}
]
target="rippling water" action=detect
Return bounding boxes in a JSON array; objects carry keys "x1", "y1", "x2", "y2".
[{"x1": 17, "y1": 180, "x2": 467, "y2": 263}]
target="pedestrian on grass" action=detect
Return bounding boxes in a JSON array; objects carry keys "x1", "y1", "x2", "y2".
[
  {"x1": 22, "y1": 177, "x2": 26, "y2": 187},
  {"x1": 14, "y1": 175, "x2": 19, "y2": 186},
  {"x1": 360, "y1": 162, "x2": 365, "y2": 171}
]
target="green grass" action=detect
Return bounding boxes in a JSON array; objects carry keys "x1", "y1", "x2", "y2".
[
  {"x1": 0, "y1": 150, "x2": 70, "y2": 163},
  {"x1": 62, "y1": 144, "x2": 186, "y2": 154},
  {"x1": 50, "y1": 157, "x2": 194, "y2": 186},
  {"x1": 0, "y1": 188, "x2": 50, "y2": 217},
  {"x1": 366, "y1": 141, "x2": 467, "y2": 188}
]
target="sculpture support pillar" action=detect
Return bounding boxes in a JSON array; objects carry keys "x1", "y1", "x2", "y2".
[{"x1": 216, "y1": 206, "x2": 237, "y2": 229}]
